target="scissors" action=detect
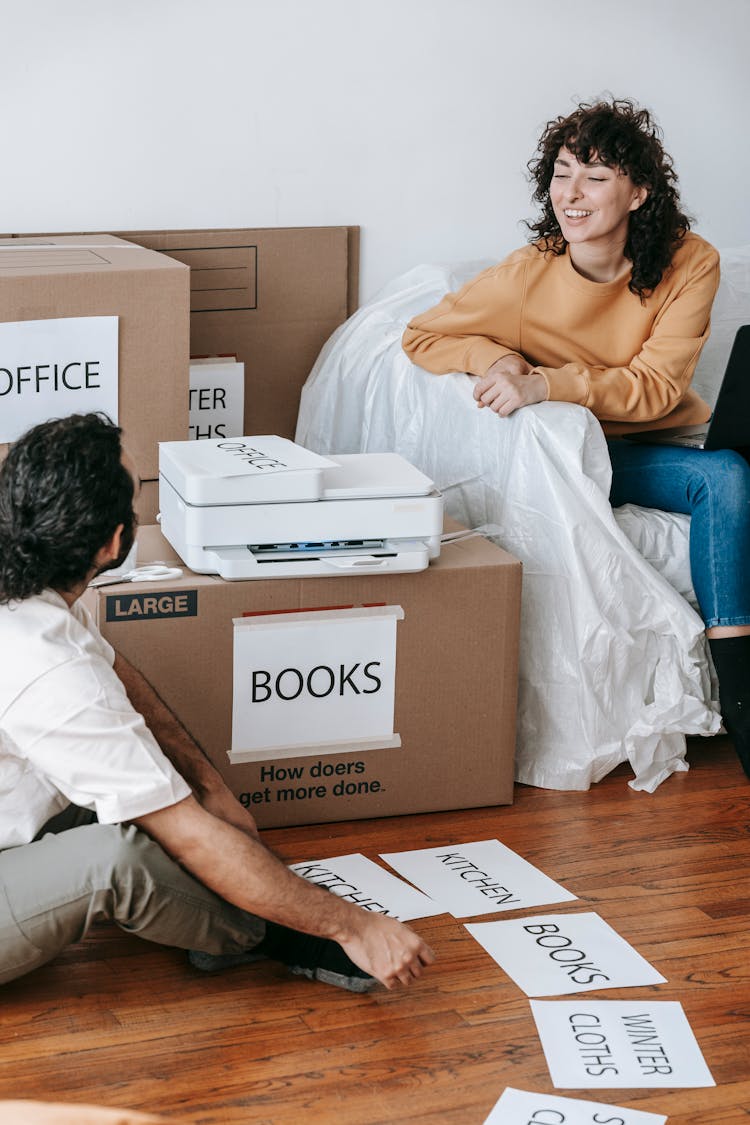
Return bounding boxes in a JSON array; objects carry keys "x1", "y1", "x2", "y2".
[{"x1": 89, "y1": 563, "x2": 184, "y2": 589}]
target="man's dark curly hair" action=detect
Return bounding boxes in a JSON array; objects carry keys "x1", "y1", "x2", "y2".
[
  {"x1": 0, "y1": 413, "x2": 136, "y2": 604},
  {"x1": 526, "y1": 97, "x2": 691, "y2": 298}
]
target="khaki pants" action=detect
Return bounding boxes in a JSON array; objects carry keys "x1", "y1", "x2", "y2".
[{"x1": 0, "y1": 806, "x2": 265, "y2": 986}]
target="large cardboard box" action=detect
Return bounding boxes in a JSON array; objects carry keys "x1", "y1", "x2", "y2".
[
  {"x1": 10, "y1": 226, "x2": 359, "y2": 442},
  {"x1": 87, "y1": 526, "x2": 521, "y2": 828},
  {"x1": 115, "y1": 226, "x2": 358, "y2": 440},
  {"x1": 0, "y1": 235, "x2": 189, "y2": 479}
]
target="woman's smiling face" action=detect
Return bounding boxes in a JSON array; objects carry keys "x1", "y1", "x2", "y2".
[{"x1": 549, "y1": 147, "x2": 648, "y2": 253}]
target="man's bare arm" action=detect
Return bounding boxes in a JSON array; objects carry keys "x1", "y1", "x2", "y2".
[
  {"x1": 135, "y1": 796, "x2": 435, "y2": 989},
  {"x1": 114, "y1": 652, "x2": 259, "y2": 838}
]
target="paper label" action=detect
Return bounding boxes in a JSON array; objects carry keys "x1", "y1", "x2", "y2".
[
  {"x1": 105, "y1": 590, "x2": 198, "y2": 623},
  {"x1": 380, "y1": 839, "x2": 576, "y2": 918},
  {"x1": 230, "y1": 605, "x2": 403, "y2": 762},
  {"x1": 175, "y1": 434, "x2": 335, "y2": 479},
  {"x1": 189, "y1": 360, "x2": 244, "y2": 441},
  {"x1": 0, "y1": 316, "x2": 118, "y2": 442},
  {"x1": 531, "y1": 1000, "x2": 715, "y2": 1088},
  {"x1": 466, "y1": 913, "x2": 666, "y2": 996},
  {"x1": 289, "y1": 853, "x2": 441, "y2": 921},
  {"x1": 485, "y1": 1087, "x2": 667, "y2": 1124}
]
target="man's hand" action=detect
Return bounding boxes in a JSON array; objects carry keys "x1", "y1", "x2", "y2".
[
  {"x1": 135, "y1": 796, "x2": 435, "y2": 990},
  {"x1": 473, "y1": 354, "x2": 547, "y2": 416},
  {"x1": 336, "y1": 911, "x2": 435, "y2": 989}
]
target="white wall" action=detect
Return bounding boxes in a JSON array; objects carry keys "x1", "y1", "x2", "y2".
[{"x1": 4, "y1": 0, "x2": 748, "y2": 302}]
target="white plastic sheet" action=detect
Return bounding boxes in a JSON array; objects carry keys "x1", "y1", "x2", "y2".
[{"x1": 296, "y1": 259, "x2": 738, "y2": 792}]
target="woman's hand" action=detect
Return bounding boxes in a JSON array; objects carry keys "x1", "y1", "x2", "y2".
[{"x1": 473, "y1": 354, "x2": 548, "y2": 416}]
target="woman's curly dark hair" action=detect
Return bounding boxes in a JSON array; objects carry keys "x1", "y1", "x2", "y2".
[
  {"x1": 526, "y1": 97, "x2": 691, "y2": 298},
  {"x1": 0, "y1": 413, "x2": 136, "y2": 604}
]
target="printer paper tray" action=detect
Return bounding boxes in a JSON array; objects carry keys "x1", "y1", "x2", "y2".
[{"x1": 191, "y1": 540, "x2": 431, "y2": 579}]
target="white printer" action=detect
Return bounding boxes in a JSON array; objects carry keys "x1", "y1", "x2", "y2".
[{"x1": 158, "y1": 436, "x2": 444, "y2": 579}]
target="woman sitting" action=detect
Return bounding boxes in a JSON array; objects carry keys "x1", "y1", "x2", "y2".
[{"x1": 403, "y1": 97, "x2": 750, "y2": 780}]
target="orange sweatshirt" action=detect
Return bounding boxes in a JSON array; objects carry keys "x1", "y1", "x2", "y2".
[{"x1": 402, "y1": 233, "x2": 720, "y2": 436}]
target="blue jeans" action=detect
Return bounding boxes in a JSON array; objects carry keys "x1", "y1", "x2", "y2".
[{"x1": 608, "y1": 440, "x2": 750, "y2": 629}]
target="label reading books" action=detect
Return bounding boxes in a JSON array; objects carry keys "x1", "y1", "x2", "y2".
[
  {"x1": 231, "y1": 605, "x2": 403, "y2": 763},
  {"x1": 466, "y1": 913, "x2": 666, "y2": 996}
]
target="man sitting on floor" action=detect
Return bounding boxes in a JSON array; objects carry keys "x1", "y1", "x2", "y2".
[{"x1": 0, "y1": 413, "x2": 434, "y2": 993}]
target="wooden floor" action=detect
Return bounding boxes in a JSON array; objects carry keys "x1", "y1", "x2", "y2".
[{"x1": 1, "y1": 736, "x2": 749, "y2": 1124}]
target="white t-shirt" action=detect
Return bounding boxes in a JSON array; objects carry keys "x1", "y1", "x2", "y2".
[{"x1": 0, "y1": 590, "x2": 191, "y2": 849}]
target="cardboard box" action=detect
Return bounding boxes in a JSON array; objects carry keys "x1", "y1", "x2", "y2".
[
  {"x1": 0, "y1": 235, "x2": 189, "y2": 479},
  {"x1": 118, "y1": 226, "x2": 357, "y2": 440},
  {"x1": 134, "y1": 479, "x2": 159, "y2": 526},
  {"x1": 87, "y1": 525, "x2": 521, "y2": 828},
  {"x1": 14, "y1": 226, "x2": 359, "y2": 441}
]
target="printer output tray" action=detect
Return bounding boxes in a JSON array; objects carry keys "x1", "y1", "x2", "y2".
[{"x1": 197, "y1": 541, "x2": 431, "y2": 580}]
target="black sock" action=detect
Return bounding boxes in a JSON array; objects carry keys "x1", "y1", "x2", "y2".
[
  {"x1": 254, "y1": 921, "x2": 323, "y2": 962},
  {"x1": 708, "y1": 635, "x2": 750, "y2": 779},
  {"x1": 254, "y1": 922, "x2": 373, "y2": 982}
]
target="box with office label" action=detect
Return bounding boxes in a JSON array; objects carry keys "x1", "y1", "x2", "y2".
[
  {"x1": 86, "y1": 525, "x2": 521, "y2": 829},
  {"x1": 2, "y1": 225, "x2": 358, "y2": 494},
  {"x1": 0, "y1": 234, "x2": 189, "y2": 479}
]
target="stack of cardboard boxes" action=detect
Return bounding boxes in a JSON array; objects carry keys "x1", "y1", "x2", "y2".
[
  {"x1": 0, "y1": 234, "x2": 189, "y2": 488},
  {"x1": 0, "y1": 226, "x2": 522, "y2": 828}
]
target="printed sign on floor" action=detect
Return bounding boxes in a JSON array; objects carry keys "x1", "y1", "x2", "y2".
[
  {"x1": 289, "y1": 853, "x2": 441, "y2": 921},
  {"x1": 466, "y1": 913, "x2": 666, "y2": 996},
  {"x1": 484, "y1": 1087, "x2": 667, "y2": 1124},
  {"x1": 380, "y1": 840, "x2": 576, "y2": 918},
  {"x1": 531, "y1": 1001, "x2": 715, "y2": 1088},
  {"x1": 0, "y1": 316, "x2": 119, "y2": 442},
  {"x1": 231, "y1": 605, "x2": 403, "y2": 763}
]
